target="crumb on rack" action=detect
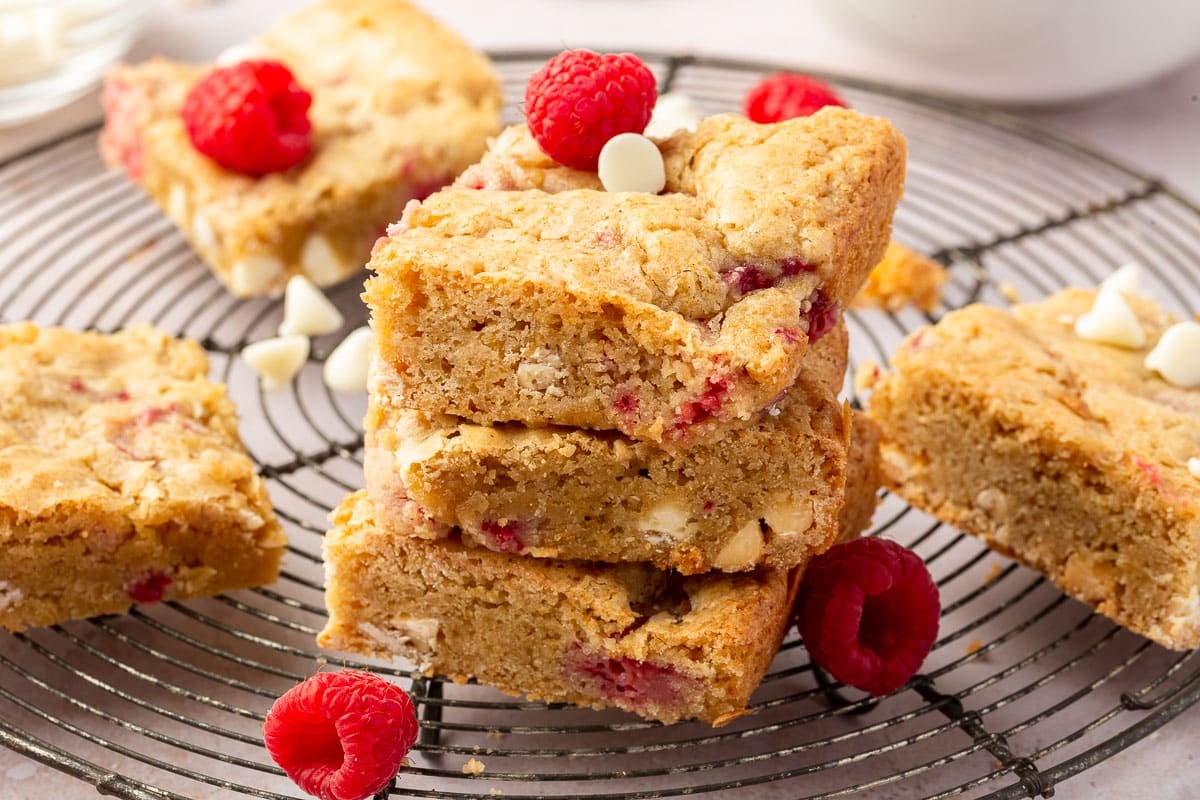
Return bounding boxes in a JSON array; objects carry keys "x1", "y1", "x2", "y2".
[
  {"x1": 463, "y1": 757, "x2": 486, "y2": 776},
  {"x1": 854, "y1": 359, "x2": 884, "y2": 394},
  {"x1": 966, "y1": 638, "x2": 983, "y2": 656},
  {"x1": 983, "y1": 562, "x2": 1004, "y2": 584},
  {"x1": 998, "y1": 281, "x2": 1021, "y2": 303}
]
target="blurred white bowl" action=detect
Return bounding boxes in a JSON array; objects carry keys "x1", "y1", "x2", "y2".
[
  {"x1": 0, "y1": 0, "x2": 150, "y2": 127},
  {"x1": 811, "y1": 0, "x2": 1200, "y2": 105}
]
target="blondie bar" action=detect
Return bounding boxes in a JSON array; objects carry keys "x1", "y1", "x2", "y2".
[
  {"x1": 319, "y1": 425, "x2": 881, "y2": 725},
  {"x1": 0, "y1": 323, "x2": 286, "y2": 631},
  {"x1": 868, "y1": 288, "x2": 1200, "y2": 649},
  {"x1": 100, "y1": 0, "x2": 500, "y2": 297},
  {"x1": 366, "y1": 110, "x2": 905, "y2": 444},
  {"x1": 363, "y1": 324, "x2": 850, "y2": 574}
]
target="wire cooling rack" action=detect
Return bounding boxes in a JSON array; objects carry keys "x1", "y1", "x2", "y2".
[{"x1": 1, "y1": 51, "x2": 1199, "y2": 800}]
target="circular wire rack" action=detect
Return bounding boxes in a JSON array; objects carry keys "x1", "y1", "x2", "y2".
[{"x1": 1, "y1": 51, "x2": 1199, "y2": 800}]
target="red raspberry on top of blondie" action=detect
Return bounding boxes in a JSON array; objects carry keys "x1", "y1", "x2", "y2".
[
  {"x1": 100, "y1": 0, "x2": 501, "y2": 297},
  {"x1": 366, "y1": 109, "x2": 905, "y2": 444},
  {"x1": 0, "y1": 323, "x2": 286, "y2": 631},
  {"x1": 868, "y1": 288, "x2": 1200, "y2": 650}
]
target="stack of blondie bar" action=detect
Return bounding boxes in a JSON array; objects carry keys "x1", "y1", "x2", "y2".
[{"x1": 318, "y1": 108, "x2": 907, "y2": 724}]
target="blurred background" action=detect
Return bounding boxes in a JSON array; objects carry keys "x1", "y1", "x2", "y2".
[{"x1": 2, "y1": 0, "x2": 1200, "y2": 197}]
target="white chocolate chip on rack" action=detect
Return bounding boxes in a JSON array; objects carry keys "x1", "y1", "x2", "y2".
[
  {"x1": 242, "y1": 335, "x2": 309, "y2": 391},
  {"x1": 1144, "y1": 321, "x2": 1200, "y2": 388},
  {"x1": 279, "y1": 275, "x2": 343, "y2": 337},
  {"x1": 1100, "y1": 262, "x2": 1143, "y2": 296},
  {"x1": 323, "y1": 327, "x2": 374, "y2": 393},
  {"x1": 1074, "y1": 283, "x2": 1146, "y2": 348},
  {"x1": 644, "y1": 92, "x2": 703, "y2": 138},
  {"x1": 598, "y1": 133, "x2": 666, "y2": 194}
]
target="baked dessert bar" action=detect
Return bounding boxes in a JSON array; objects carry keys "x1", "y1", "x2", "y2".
[
  {"x1": 0, "y1": 323, "x2": 286, "y2": 631},
  {"x1": 100, "y1": 0, "x2": 501, "y2": 297},
  {"x1": 868, "y1": 288, "x2": 1199, "y2": 649},
  {"x1": 320, "y1": 490, "x2": 793, "y2": 726},
  {"x1": 854, "y1": 241, "x2": 948, "y2": 313},
  {"x1": 363, "y1": 323, "x2": 851, "y2": 574},
  {"x1": 319, "y1": 419, "x2": 881, "y2": 725},
  {"x1": 366, "y1": 110, "x2": 905, "y2": 444}
]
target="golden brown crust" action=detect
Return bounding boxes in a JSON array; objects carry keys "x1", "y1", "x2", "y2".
[
  {"x1": 367, "y1": 110, "x2": 906, "y2": 444},
  {"x1": 319, "y1": 490, "x2": 792, "y2": 726},
  {"x1": 0, "y1": 323, "x2": 286, "y2": 631},
  {"x1": 868, "y1": 288, "x2": 1200, "y2": 649},
  {"x1": 100, "y1": 0, "x2": 502, "y2": 296}
]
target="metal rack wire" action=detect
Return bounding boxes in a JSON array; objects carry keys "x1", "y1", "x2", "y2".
[{"x1": 0, "y1": 52, "x2": 1198, "y2": 800}]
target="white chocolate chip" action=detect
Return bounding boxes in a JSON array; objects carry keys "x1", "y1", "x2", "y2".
[
  {"x1": 1189, "y1": 458, "x2": 1200, "y2": 479},
  {"x1": 1074, "y1": 284, "x2": 1146, "y2": 348},
  {"x1": 0, "y1": 581, "x2": 23, "y2": 611},
  {"x1": 191, "y1": 210, "x2": 217, "y2": 254},
  {"x1": 644, "y1": 92, "x2": 703, "y2": 138},
  {"x1": 230, "y1": 254, "x2": 286, "y2": 296},
  {"x1": 357, "y1": 619, "x2": 440, "y2": 669},
  {"x1": 637, "y1": 498, "x2": 693, "y2": 541},
  {"x1": 713, "y1": 521, "x2": 765, "y2": 571},
  {"x1": 300, "y1": 233, "x2": 348, "y2": 286},
  {"x1": 1100, "y1": 262, "x2": 1143, "y2": 296},
  {"x1": 974, "y1": 487, "x2": 1008, "y2": 519},
  {"x1": 242, "y1": 335, "x2": 309, "y2": 391},
  {"x1": 167, "y1": 184, "x2": 188, "y2": 222},
  {"x1": 393, "y1": 423, "x2": 444, "y2": 472},
  {"x1": 1144, "y1": 321, "x2": 1200, "y2": 388},
  {"x1": 598, "y1": 133, "x2": 666, "y2": 194},
  {"x1": 323, "y1": 326, "x2": 374, "y2": 392},
  {"x1": 516, "y1": 348, "x2": 565, "y2": 395},
  {"x1": 458, "y1": 424, "x2": 510, "y2": 450},
  {"x1": 762, "y1": 493, "x2": 814, "y2": 536},
  {"x1": 279, "y1": 275, "x2": 343, "y2": 337}
]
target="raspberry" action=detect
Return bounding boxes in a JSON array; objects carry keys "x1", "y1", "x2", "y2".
[
  {"x1": 804, "y1": 290, "x2": 839, "y2": 342},
  {"x1": 796, "y1": 538, "x2": 940, "y2": 696},
  {"x1": 126, "y1": 571, "x2": 171, "y2": 603},
  {"x1": 566, "y1": 647, "x2": 691, "y2": 711},
  {"x1": 479, "y1": 519, "x2": 525, "y2": 554},
  {"x1": 723, "y1": 264, "x2": 775, "y2": 296},
  {"x1": 264, "y1": 670, "x2": 419, "y2": 800},
  {"x1": 525, "y1": 49, "x2": 657, "y2": 170},
  {"x1": 744, "y1": 73, "x2": 846, "y2": 124},
  {"x1": 182, "y1": 60, "x2": 312, "y2": 176}
]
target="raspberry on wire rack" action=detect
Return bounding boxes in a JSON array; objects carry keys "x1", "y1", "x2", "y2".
[
  {"x1": 744, "y1": 72, "x2": 846, "y2": 124},
  {"x1": 795, "y1": 538, "x2": 941, "y2": 696},
  {"x1": 264, "y1": 670, "x2": 419, "y2": 800}
]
